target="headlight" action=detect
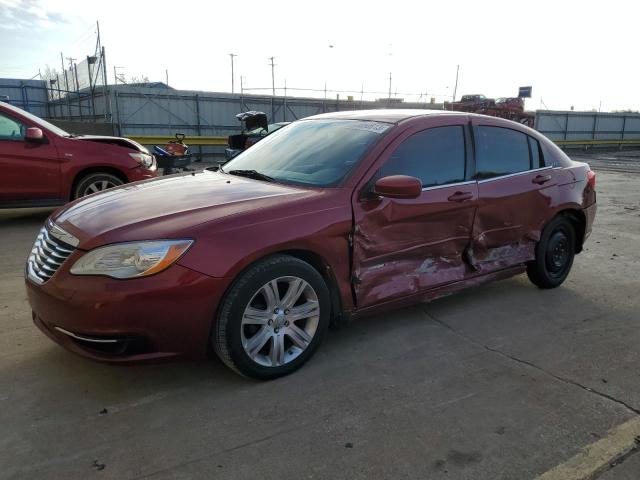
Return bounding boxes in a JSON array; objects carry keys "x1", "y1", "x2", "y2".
[
  {"x1": 70, "y1": 240, "x2": 193, "y2": 279},
  {"x1": 129, "y1": 152, "x2": 154, "y2": 168}
]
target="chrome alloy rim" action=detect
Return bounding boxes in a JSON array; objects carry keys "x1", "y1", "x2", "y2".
[
  {"x1": 241, "y1": 276, "x2": 320, "y2": 367},
  {"x1": 83, "y1": 179, "x2": 120, "y2": 195}
]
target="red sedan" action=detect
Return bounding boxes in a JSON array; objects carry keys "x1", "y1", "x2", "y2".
[
  {"x1": 0, "y1": 101, "x2": 157, "y2": 208},
  {"x1": 25, "y1": 110, "x2": 597, "y2": 379}
]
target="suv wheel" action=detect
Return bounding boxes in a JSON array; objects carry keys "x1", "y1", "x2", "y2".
[
  {"x1": 214, "y1": 255, "x2": 331, "y2": 379},
  {"x1": 73, "y1": 172, "x2": 124, "y2": 199}
]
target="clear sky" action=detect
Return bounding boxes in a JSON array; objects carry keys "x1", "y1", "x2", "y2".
[{"x1": 0, "y1": 0, "x2": 635, "y2": 112}]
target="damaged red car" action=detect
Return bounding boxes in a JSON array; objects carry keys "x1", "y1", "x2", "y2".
[
  {"x1": 0, "y1": 101, "x2": 157, "y2": 208},
  {"x1": 25, "y1": 110, "x2": 597, "y2": 379}
]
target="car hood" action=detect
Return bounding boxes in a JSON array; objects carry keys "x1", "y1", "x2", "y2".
[
  {"x1": 52, "y1": 170, "x2": 313, "y2": 250},
  {"x1": 73, "y1": 135, "x2": 150, "y2": 153}
]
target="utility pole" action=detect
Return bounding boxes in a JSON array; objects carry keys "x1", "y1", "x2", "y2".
[
  {"x1": 61, "y1": 52, "x2": 71, "y2": 119},
  {"x1": 165, "y1": 69, "x2": 169, "y2": 87},
  {"x1": 452, "y1": 64, "x2": 460, "y2": 102},
  {"x1": 268, "y1": 56, "x2": 276, "y2": 96},
  {"x1": 228, "y1": 53, "x2": 237, "y2": 93},
  {"x1": 388, "y1": 72, "x2": 392, "y2": 106},
  {"x1": 240, "y1": 76, "x2": 245, "y2": 95},
  {"x1": 66, "y1": 57, "x2": 77, "y2": 90}
]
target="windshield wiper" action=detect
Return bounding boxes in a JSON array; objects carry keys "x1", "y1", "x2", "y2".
[{"x1": 227, "y1": 169, "x2": 275, "y2": 182}]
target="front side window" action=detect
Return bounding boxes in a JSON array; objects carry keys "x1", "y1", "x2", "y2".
[
  {"x1": 0, "y1": 113, "x2": 25, "y2": 141},
  {"x1": 379, "y1": 126, "x2": 466, "y2": 188},
  {"x1": 223, "y1": 119, "x2": 390, "y2": 187},
  {"x1": 474, "y1": 126, "x2": 530, "y2": 179}
]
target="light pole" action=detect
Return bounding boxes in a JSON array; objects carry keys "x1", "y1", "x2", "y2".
[
  {"x1": 452, "y1": 64, "x2": 459, "y2": 102},
  {"x1": 326, "y1": 44, "x2": 334, "y2": 99},
  {"x1": 228, "y1": 53, "x2": 237, "y2": 93},
  {"x1": 268, "y1": 56, "x2": 276, "y2": 96}
]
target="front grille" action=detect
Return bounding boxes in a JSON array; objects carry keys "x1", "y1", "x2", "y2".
[{"x1": 27, "y1": 226, "x2": 75, "y2": 284}]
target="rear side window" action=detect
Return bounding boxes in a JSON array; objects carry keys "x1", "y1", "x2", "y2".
[
  {"x1": 529, "y1": 136, "x2": 544, "y2": 169},
  {"x1": 0, "y1": 113, "x2": 25, "y2": 141},
  {"x1": 474, "y1": 126, "x2": 530, "y2": 179},
  {"x1": 380, "y1": 126, "x2": 466, "y2": 188}
]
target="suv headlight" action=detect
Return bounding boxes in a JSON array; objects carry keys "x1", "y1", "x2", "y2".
[
  {"x1": 70, "y1": 240, "x2": 193, "y2": 279},
  {"x1": 129, "y1": 152, "x2": 154, "y2": 168}
]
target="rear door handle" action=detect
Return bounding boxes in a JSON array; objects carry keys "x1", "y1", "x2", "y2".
[
  {"x1": 447, "y1": 191, "x2": 474, "y2": 202},
  {"x1": 532, "y1": 174, "x2": 552, "y2": 185}
]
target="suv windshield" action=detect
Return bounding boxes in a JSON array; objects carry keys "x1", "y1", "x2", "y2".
[{"x1": 223, "y1": 119, "x2": 391, "y2": 187}]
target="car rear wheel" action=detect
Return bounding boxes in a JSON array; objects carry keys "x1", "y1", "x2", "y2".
[
  {"x1": 213, "y1": 255, "x2": 331, "y2": 379},
  {"x1": 527, "y1": 216, "x2": 576, "y2": 289},
  {"x1": 73, "y1": 172, "x2": 124, "y2": 199}
]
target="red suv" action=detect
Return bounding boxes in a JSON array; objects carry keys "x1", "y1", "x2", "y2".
[
  {"x1": 25, "y1": 110, "x2": 596, "y2": 379},
  {"x1": 0, "y1": 101, "x2": 157, "y2": 207}
]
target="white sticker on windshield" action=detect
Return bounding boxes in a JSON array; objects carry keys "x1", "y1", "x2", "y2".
[{"x1": 347, "y1": 122, "x2": 391, "y2": 134}]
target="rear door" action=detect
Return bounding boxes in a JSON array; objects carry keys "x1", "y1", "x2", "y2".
[
  {"x1": 352, "y1": 119, "x2": 478, "y2": 308},
  {"x1": 0, "y1": 112, "x2": 62, "y2": 203},
  {"x1": 469, "y1": 119, "x2": 558, "y2": 272}
]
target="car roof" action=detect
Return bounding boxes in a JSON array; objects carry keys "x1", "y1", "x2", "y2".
[{"x1": 305, "y1": 109, "x2": 468, "y2": 124}]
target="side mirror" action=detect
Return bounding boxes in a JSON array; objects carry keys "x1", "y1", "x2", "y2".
[
  {"x1": 25, "y1": 127, "x2": 45, "y2": 144},
  {"x1": 373, "y1": 175, "x2": 422, "y2": 199}
]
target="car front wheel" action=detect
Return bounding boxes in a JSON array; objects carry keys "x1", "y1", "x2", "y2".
[
  {"x1": 73, "y1": 172, "x2": 124, "y2": 199},
  {"x1": 213, "y1": 255, "x2": 331, "y2": 379},
  {"x1": 527, "y1": 216, "x2": 576, "y2": 289}
]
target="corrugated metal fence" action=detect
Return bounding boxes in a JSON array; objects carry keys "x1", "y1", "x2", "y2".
[
  {"x1": 82, "y1": 85, "x2": 438, "y2": 159},
  {"x1": 0, "y1": 79, "x2": 48, "y2": 117},
  {"x1": 536, "y1": 110, "x2": 640, "y2": 144},
  {"x1": 4, "y1": 78, "x2": 640, "y2": 156}
]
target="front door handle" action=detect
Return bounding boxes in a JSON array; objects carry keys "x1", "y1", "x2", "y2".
[
  {"x1": 532, "y1": 174, "x2": 552, "y2": 185},
  {"x1": 447, "y1": 191, "x2": 473, "y2": 202}
]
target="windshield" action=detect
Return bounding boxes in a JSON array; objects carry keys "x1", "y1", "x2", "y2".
[
  {"x1": 223, "y1": 119, "x2": 391, "y2": 187},
  {"x1": 0, "y1": 102, "x2": 70, "y2": 137}
]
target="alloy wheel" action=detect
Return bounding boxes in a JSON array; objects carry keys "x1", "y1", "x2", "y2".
[
  {"x1": 83, "y1": 179, "x2": 119, "y2": 196},
  {"x1": 241, "y1": 276, "x2": 320, "y2": 367}
]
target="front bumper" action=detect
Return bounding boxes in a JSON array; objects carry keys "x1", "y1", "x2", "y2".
[{"x1": 26, "y1": 253, "x2": 229, "y2": 363}]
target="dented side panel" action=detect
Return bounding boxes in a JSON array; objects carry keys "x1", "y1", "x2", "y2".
[
  {"x1": 353, "y1": 183, "x2": 479, "y2": 308},
  {"x1": 470, "y1": 168, "x2": 557, "y2": 272}
]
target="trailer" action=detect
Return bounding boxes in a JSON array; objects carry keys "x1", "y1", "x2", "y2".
[{"x1": 445, "y1": 95, "x2": 535, "y2": 127}]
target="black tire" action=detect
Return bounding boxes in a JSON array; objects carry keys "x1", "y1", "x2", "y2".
[
  {"x1": 73, "y1": 172, "x2": 124, "y2": 199},
  {"x1": 527, "y1": 216, "x2": 576, "y2": 289},
  {"x1": 213, "y1": 255, "x2": 331, "y2": 380}
]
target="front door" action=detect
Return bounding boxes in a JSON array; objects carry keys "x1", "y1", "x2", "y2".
[
  {"x1": 352, "y1": 121, "x2": 478, "y2": 309},
  {"x1": 469, "y1": 120, "x2": 559, "y2": 273},
  {"x1": 0, "y1": 112, "x2": 61, "y2": 204}
]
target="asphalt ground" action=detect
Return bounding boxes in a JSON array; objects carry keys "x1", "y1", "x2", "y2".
[{"x1": 1, "y1": 153, "x2": 639, "y2": 480}]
